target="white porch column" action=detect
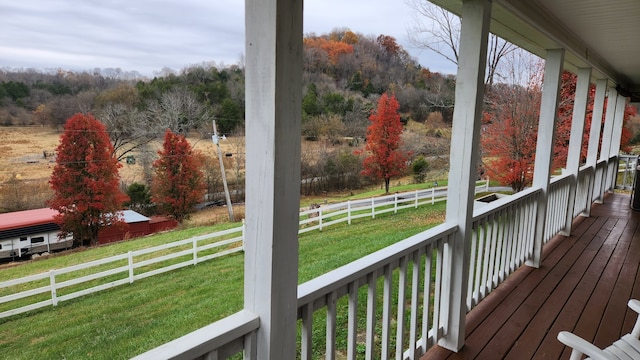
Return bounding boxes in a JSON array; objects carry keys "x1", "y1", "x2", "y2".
[
  {"x1": 562, "y1": 67, "x2": 591, "y2": 234},
  {"x1": 586, "y1": 79, "x2": 608, "y2": 167},
  {"x1": 244, "y1": 0, "x2": 302, "y2": 358},
  {"x1": 606, "y1": 94, "x2": 628, "y2": 192},
  {"x1": 527, "y1": 48, "x2": 565, "y2": 268},
  {"x1": 598, "y1": 87, "x2": 618, "y2": 197},
  {"x1": 599, "y1": 88, "x2": 618, "y2": 161},
  {"x1": 584, "y1": 79, "x2": 607, "y2": 212},
  {"x1": 441, "y1": 0, "x2": 491, "y2": 351},
  {"x1": 610, "y1": 94, "x2": 628, "y2": 157}
]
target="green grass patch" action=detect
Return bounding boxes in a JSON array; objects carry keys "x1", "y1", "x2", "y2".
[{"x1": 0, "y1": 202, "x2": 446, "y2": 359}]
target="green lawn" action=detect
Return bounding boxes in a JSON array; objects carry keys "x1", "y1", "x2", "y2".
[{"x1": 0, "y1": 203, "x2": 445, "y2": 359}]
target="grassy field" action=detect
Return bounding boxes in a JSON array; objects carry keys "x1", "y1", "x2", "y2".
[{"x1": 0, "y1": 200, "x2": 446, "y2": 360}]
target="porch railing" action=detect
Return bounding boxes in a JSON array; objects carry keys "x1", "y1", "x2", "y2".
[
  {"x1": 616, "y1": 154, "x2": 636, "y2": 191},
  {"x1": 546, "y1": 173, "x2": 573, "y2": 242},
  {"x1": 297, "y1": 223, "x2": 456, "y2": 360},
  {"x1": 131, "y1": 310, "x2": 259, "y2": 360},
  {"x1": 468, "y1": 187, "x2": 540, "y2": 310},
  {"x1": 134, "y1": 155, "x2": 622, "y2": 359},
  {"x1": 574, "y1": 165, "x2": 594, "y2": 217}
]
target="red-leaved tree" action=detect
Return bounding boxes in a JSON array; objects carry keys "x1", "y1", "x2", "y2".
[
  {"x1": 358, "y1": 93, "x2": 408, "y2": 193},
  {"x1": 554, "y1": 71, "x2": 636, "y2": 169},
  {"x1": 483, "y1": 68, "x2": 635, "y2": 192},
  {"x1": 49, "y1": 113, "x2": 129, "y2": 247},
  {"x1": 482, "y1": 82, "x2": 541, "y2": 192},
  {"x1": 152, "y1": 129, "x2": 206, "y2": 223}
]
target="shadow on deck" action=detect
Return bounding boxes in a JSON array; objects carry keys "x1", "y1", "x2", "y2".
[{"x1": 424, "y1": 192, "x2": 640, "y2": 359}]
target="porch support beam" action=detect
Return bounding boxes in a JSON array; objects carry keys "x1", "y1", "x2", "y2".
[
  {"x1": 563, "y1": 67, "x2": 591, "y2": 234},
  {"x1": 244, "y1": 0, "x2": 302, "y2": 358},
  {"x1": 598, "y1": 87, "x2": 619, "y2": 197},
  {"x1": 441, "y1": 0, "x2": 491, "y2": 352},
  {"x1": 610, "y1": 94, "x2": 627, "y2": 158},
  {"x1": 600, "y1": 88, "x2": 618, "y2": 162},
  {"x1": 527, "y1": 48, "x2": 565, "y2": 268},
  {"x1": 586, "y1": 79, "x2": 608, "y2": 167},
  {"x1": 584, "y1": 78, "x2": 607, "y2": 213}
]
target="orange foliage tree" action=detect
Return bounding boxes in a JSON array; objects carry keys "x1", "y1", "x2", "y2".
[
  {"x1": 358, "y1": 93, "x2": 408, "y2": 193},
  {"x1": 152, "y1": 129, "x2": 206, "y2": 223},
  {"x1": 304, "y1": 37, "x2": 354, "y2": 64},
  {"x1": 49, "y1": 113, "x2": 129, "y2": 246}
]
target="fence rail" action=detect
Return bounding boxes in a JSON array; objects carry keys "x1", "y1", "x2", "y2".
[{"x1": 0, "y1": 180, "x2": 489, "y2": 320}]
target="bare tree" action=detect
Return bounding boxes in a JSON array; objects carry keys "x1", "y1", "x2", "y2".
[
  {"x1": 147, "y1": 87, "x2": 210, "y2": 135},
  {"x1": 406, "y1": 0, "x2": 516, "y2": 86},
  {"x1": 98, "y1": 103, "x2": 155, "y2": 162}
]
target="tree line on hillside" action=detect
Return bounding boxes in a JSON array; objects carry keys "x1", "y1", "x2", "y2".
[
  {"x1": 2, "y1": 25, "x2": 639, "y2": 217},
  {"x1": 0, "y1": 29, "x2": 456, "y2": 137}
]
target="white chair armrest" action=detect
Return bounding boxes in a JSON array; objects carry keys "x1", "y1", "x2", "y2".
[
  {"x1": 557, "y1": 331, "x2": 609, "y2": 360},
  {"x1": 628, "y1": 299, "x2": 640, "y2": 314},
  {"x1": 628, "y1": 299, "x2": 640, "y2": 338}
]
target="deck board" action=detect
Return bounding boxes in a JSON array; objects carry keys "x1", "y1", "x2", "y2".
[{"x1": 422, "y1": 193, "x2": 640, "y2": 359}]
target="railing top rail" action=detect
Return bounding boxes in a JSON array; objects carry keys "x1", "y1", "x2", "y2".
[
  {"x1": 579, "y1": 163, "x2": 594, "y2": 173},
  {"x1": 130, "y1": 310, "x2": 259, "y2": 360},
  {"x1": 297, "y1": 222, "x2": 457, "y2": 307},
  {"x1": 472, "y1": 186, "x2": 541, "y2": 220},
  {"x1": 549, "y1": 172, "x2": 573, "y2": 186}
]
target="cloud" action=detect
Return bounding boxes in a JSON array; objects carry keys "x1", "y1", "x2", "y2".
[{"x1": 0, "y1": 0, "x2": 456, "y2": 77}]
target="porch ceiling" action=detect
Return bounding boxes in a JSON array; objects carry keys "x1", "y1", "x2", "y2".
[{"x1": 429, "y1": 0, "x2": 640, "y2": 102}]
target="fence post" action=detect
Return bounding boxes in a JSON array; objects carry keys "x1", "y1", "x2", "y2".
[
  {"x1": 242, "y1": 219, "x2": 246, "y2": 250},
  {"x1": 319, "y1": 208, "x2": 323, "y2": 231},
  {"x1": 49, "y1": 270, "x2": 57, "y2": 307},
  {"x1": 415, "y1": 190, "x2": 419, "y2": 208},
  {"x1": 348, "y1": 200, "x2": 352, "y2": 225},
  {"x1": 432, "y1": 187, "x2": 435, "y2": 205},
  {"x1": 128, "y1": 251, "x2": 134, "y2": 284},
  {"x1": 193, "y1": 236, "x2": 198, "y2": 265},
  {"x1": 394, "y1": 193, "x2": 398, "y2": 213},
  {"x1": 371, "y1": 198, "x2": 375, "y2": 219}
]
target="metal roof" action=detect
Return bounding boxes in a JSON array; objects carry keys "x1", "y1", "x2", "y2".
[
  {"x1": 431, "y1": 0, "x2": 640, "y2": 102},
  {"x1": 121, "y1": 210, "x2": 150, "y2": 224},
  {"x1": 0, "y1": 208, "x2": 58, "y2": 232}
]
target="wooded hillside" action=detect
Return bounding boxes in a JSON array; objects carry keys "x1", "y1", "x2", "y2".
[{"x1": 0, "y1": 29, "x2": 455, "y2": 137}]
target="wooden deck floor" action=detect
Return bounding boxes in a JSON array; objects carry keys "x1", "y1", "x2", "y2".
[{"x1": 423, "y1": 192, "x2": 640, "y2": 359}]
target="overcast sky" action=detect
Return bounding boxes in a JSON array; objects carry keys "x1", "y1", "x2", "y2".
[{"x1": 0, "y1": 1, "x2": 457, "y2": 77}]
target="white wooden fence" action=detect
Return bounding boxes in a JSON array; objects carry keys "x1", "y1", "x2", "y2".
[
  {"x1": 0, "y1": 181, "x2": 489, "y2": 320},
  {"x1": 0, "y1": 227, "x2": 244, "y2": 319},
  {"x1": 298, "y1": 180, "x2": 490, "y2": 234}
]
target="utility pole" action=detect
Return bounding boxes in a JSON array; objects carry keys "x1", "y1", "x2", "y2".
[{"x1": 212, "y1": 120, "x2": 235, "y2": 222}]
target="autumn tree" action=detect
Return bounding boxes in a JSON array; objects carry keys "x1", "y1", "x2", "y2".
[
  {"x1": 152, "y1": 129, "x2": 206, "y2": 223},
  {"x1": 304, "y1": 37, "x2": 354, "y2": 64},
  {"x1": 49, "y1": 113, "x2": 129, "y2": 247},
  {"x1": 553, "y1": 71, "x2": 635, "y2": 169},
  {"x1": 481, "y1": 53, "x2": 543, "y2": 192},
  {"x1": 358, "y1": 93, "x2": 408, "y2": 193}
]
